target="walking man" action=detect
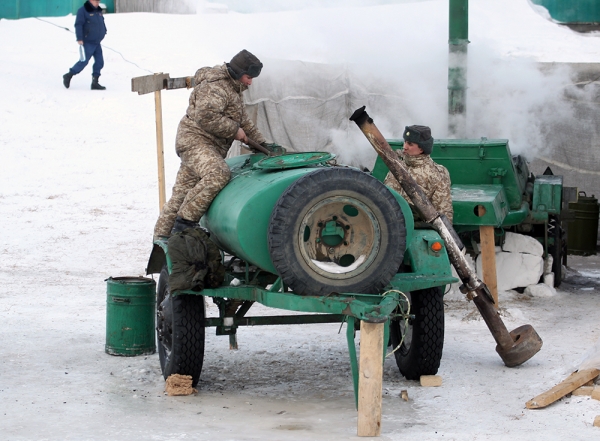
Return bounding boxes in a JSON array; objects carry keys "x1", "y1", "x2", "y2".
[{"x1": 63, "y1": 0, "x2": 107, "y2": 90}]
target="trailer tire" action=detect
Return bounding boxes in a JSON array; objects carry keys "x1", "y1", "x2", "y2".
[
  {"x1": 268, "y1": 168, "x2": 406, "y2": 296},
  {"x1": 389, "y1": 287, "x2": 444, "y2": 380},
  {"x1": 156, "y1": 265, "x2": 205, "y2": 387}
]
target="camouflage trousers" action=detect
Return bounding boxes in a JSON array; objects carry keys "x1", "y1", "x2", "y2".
[{"x1": 153, "y1": 146, "x2": 231, "y2": 238}]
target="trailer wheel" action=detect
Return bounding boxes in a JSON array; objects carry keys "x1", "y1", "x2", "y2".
[
  {"x1": 268, "y1": 168, "x2": 406, "y2": 296},
  {"x1": 156, "y1": 265, "x2": 205, "y2": 387},
  {"x1": 389, "y1": 287, "x2": 444, "y2": 380},
  {"x1": 548, "y1": 215, "x2": 566, "y2": 287}
]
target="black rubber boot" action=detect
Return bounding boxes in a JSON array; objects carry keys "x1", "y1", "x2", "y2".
[
  {"x1": 63, "y1": 72, "x2": 74, "y2": 89},
  {"x1": 171, "y1": 217, "x2": 197, "y2": 234},
  {"x1": 91, "y1": 76, "x2": 106, "y2": 90}
]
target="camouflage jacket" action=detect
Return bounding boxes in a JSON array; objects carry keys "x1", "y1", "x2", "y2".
[
  {"x1": 175, "y1": 64, "x2": 265, "y2": 158},
  {"x1": 384, "y1": 152, "x2": 454, "y2": 222}
]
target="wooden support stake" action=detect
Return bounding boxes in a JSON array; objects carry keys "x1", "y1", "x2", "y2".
[
  {"x1": 526, "y1": 368, "x2": 600, "y2": 409},
  {"x1": 154, "y1": 89, "x2": 166, "y2": 210},
  {"x1": 131, "y1": 72, "x2": 172, "y2": 211},
  {"x1": 479, "y1": 209, "x2": 498, "y2": 307},
  {"x1": 357, "y1": 321, "x2": 384, "y2": 437}
]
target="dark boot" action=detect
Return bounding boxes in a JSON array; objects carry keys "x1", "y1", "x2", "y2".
[
  {"x1": 171, "y1": 217, "x2": 197, "y2": 234},
  {"x1": 91, "y1": 76, "x2": 106, "y2": 90},
  {"x1": 63, "y1": 72, "x2": 74, "y2": 89}
]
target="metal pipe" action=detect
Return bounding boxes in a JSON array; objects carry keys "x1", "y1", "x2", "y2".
[
  {"x1": 246, "y1": 138, "x2": 274, "y2": 156},
  {"x1": 448, "y1": 0, "x2": 469, "y2": 137},
  {"x1": 350, "y1": 106, "x2": 543, "y2": 366}
]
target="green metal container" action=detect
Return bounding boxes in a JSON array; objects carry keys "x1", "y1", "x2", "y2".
[
  {"x1": 202, "y1": 153, "x2": 339, "y2": 274},
  {"x1": 567, "y1": 193, "x2": 600, "y2": 255},
  {"x1": 105, "y1": 276, "x2": 156, "y2": 356},
  {"x1": 531, "y1": 0, "x2": 600, "y2": 24}
]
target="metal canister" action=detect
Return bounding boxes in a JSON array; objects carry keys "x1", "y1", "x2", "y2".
[
  {"x1": 105, "y1": 276, "x2": 156, "y2": 356},
  {"x1": 567, "y1": 192, "x2": 600, "y2": 255}
]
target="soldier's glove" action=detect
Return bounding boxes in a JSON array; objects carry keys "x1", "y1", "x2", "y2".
[{"x1": 260, "y1": 142, "x2": 286, "y2": 155}]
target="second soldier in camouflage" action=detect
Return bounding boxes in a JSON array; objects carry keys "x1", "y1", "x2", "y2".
[{"x1": 384, "y1": 125, "x2": 453, "y2": 222}]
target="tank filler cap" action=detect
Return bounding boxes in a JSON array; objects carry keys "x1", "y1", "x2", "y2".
[{"x1": 253, "y1": 152, "x2": 335, "y2": 170}]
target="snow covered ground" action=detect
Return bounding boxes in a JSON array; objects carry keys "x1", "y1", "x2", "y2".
[{"x1": 1, "y1": 1, "x2": 600, "y2": 440}]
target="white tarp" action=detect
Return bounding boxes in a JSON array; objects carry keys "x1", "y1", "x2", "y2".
[{"x1": 242, "y1": 59, "x2": 416, "y2": 170}]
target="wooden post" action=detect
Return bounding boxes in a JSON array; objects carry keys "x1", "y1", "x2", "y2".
[
  {"x1": 357, "y1": 321, "x2": 384, "y2": 437},
  {"x1": 131, "y1": 73, "x2": 171, "y2": 211},
  {"x1": 479, "y1": 223, "x2": 498, "y2": 310},
  {"x1": 154, "y1": 89, "x2": 166, "y2": 210}
]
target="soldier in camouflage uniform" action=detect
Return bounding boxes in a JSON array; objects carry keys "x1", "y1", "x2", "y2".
[
  {"x1": 384, "y1": 125, "x2": 453, "y2": 222},
  {"x1": 154, "y1": 50, "x2": 267, "y2": 239}
]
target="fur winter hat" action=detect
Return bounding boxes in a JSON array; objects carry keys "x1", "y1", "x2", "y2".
[
  {"x1": 403, "y1": 125, "x2": 434, "y2": 155},
  {"x1": 227, "y1": 50, "x2": 263, "y2": 80}
]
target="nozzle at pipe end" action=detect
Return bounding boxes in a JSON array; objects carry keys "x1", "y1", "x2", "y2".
[
  {"x1": 349, "y1": 106, "x2": 371, "y2": 125},
  {"x1": 496, "y1": 324, "x2": 543, "y2": 367}
]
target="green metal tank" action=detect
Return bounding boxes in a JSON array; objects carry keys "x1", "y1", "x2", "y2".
[
  {"x1": 567, "y1": 192, "x2": 600, "y2": 255},
  {"x1": 105, "y1": 276, "x2": 156, "y2": 356},
  {"x1": 201, "y1": 152, "x2": 413, "y2": 296}
]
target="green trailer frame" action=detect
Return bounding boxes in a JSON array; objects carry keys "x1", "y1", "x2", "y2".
[{"x1": 149, "y1": 222, "x2": 457, "y2": 406}]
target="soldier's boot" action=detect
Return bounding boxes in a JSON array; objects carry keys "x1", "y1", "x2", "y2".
[
  {"x1": 171, "y1": 217, "x2": 197, "y2": 234},
  {"x1": 63, "y1": 71, "x2": 74, "y2": 89},
  {"x1": 91, "y1": 76, "x2": 106, "y2": 90}
]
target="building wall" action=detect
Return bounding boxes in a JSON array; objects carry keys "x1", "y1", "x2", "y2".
[
  {"x1": 531, "y1": 0, "x2": 600, "y2": 23},
  {"x1": 0, "y1": 1, "x2": 115, "y2": 19}
]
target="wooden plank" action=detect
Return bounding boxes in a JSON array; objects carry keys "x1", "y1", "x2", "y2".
[
  {"x1": 526, "y1": 368, "x2": 600, "y2": 409},
  {"x1": 357, "y1": 321, "x2": 384, "y2": 437},
  {"x1": 571, "y1": 385, "x2": 594, "y2": 396},
  {"x1": 479, "y1": 223, "x2": 499, "y2": 307},
  {"x1": 167, "y1": 76, "x2": 195, "y2": 90},
  {"x1": 131, "y1": 73, "x2": 170, "y2": 95},
  {"x1": 420, "y1": 375, "x2": 443, "y2": 387}
]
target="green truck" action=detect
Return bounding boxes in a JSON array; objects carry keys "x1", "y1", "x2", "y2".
[{"x1": 373, "y1": 137, "x2": 567, "y2": 286}]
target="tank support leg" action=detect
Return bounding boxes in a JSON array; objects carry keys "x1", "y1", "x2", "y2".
[
  {"x1": 357, "y1": 321, "x2": 384, "y2": 437},
  {"x1": 346, "y1": 317, "x2": 359, "y2": 408}
]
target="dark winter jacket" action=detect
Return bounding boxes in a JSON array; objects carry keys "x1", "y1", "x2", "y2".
[{"x1": 74, "y1": 1, "x2": 107, "y2": 44}]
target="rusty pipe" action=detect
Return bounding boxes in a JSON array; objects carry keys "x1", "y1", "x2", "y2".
[
  {"x1": 349, "y1": 106, "x2": 482, "y2": 295},
  {"x1": 349, "y1": 106, "x2": 542, "y2": 367},
  {"x1": 246, "y1": 138, "x2": 274, "y2": 156}
]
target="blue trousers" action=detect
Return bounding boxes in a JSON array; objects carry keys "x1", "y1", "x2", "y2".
[{"x1": 70, "y1": 43, "x2": 104, "y2": 77}]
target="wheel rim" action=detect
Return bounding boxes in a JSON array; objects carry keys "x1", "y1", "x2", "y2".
[
  {"x1": 297, "y1": 196, "x2": 382, "y2": 279},
  {"x1": 157, "y1": 287, "x2": 173, "y2": 362}
]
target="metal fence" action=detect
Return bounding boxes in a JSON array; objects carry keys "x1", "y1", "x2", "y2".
[
  {"x1": 114, "y1": 0, "x2": 195, "y2": 14},
  {"x1": 0, "y1": 0, "x2": 115, "y2": 19},
  {"x1": 0, "y1": 0, "x2": 197, "y2": 19}
]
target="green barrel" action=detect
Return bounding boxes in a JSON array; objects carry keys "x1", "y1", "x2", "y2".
[
  {"x1": 105, "y1": 276, "x2": 156, "y2": 356},
  {"x1": 567, "y1": 192, "x2": 600, "y2": 256}
]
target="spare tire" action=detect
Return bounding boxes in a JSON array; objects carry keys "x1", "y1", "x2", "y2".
[{"x1": 268, "y1": 167, "x2": 406, "y2": 295}]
